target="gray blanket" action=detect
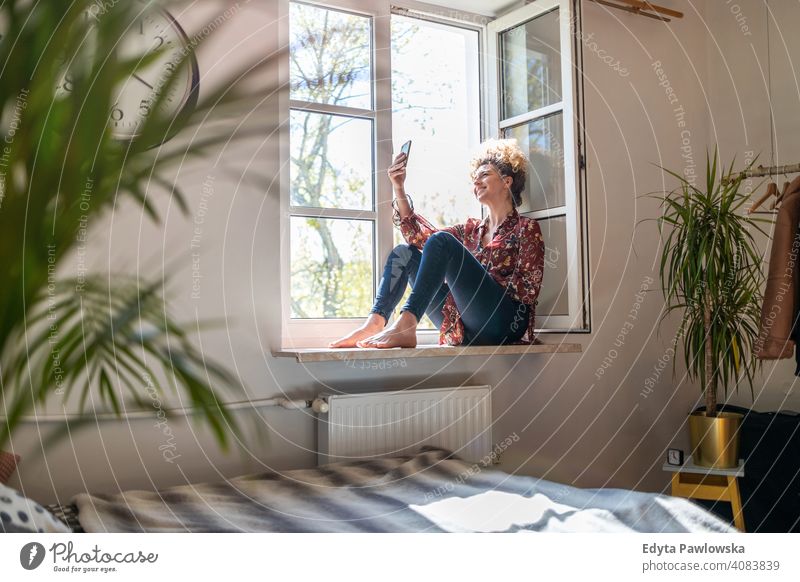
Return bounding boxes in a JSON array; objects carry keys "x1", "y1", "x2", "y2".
[{"x1": 73, "y1": 448, "x2": 734, "y2": 532}]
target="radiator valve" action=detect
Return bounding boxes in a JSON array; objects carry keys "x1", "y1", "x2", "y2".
[{"x1": 311, "y1": 398, "x2": 329, "y2": 414}]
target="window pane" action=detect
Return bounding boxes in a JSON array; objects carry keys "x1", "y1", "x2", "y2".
[
  {"x1": 391, "y1": 15, "x2": 481, "y2": 227},
  {"x1": 291, "y1": 217, "x2": 373, "y2": 318},
  {"x1": 289, "y1": 3, "x2": 372, "y2": 110},
  {"x1": 290, "y1": 110, "x2": 373, "y2": 210},
  {"x1": 504, "y1": 112, "x2": 565, "y2": 212},
  {"x1": 500, "y1": 9, "x2": 562, "y2": 119},
  {"x1": 535, "y1": 214, "x2": 569, "y2": 317}
]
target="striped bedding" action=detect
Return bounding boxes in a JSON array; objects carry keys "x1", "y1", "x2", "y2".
[{"x1": 72, "y1": 448, "x2": 734, "y2": 533}]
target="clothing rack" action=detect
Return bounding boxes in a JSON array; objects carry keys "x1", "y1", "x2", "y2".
[
  {"x1": 721, "y1": 162, "x2": 800, "y2": 186},
  {"x1": 586, "y1": 0, "x2": 683, "y2": 22},
  {"x1": 737, "y1": 163, "x2": 800, "y2": 180}
]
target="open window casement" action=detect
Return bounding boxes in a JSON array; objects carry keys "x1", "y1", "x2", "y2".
[{"x1": 487, "y1": 0, "x2": 589, "y2": 332}]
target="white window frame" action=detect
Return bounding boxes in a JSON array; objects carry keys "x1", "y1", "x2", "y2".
[
  {"x1": 487, "y1": 0, "x2": 589, "y2": 332},
  {"x1": 279, "y1": 0, "x2": 394, "y2": 348},
  {"x1": 279, "y1": 1, "x2": 590, "y2": 347}
]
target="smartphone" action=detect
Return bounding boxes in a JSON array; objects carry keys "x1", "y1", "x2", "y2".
[{"x1": 400, "y1": 140, "x2": 412, "y2": 165}]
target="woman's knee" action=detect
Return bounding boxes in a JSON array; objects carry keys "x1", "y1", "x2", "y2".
[
  {"x1": 389, "y1": 243, "x2": 419, "y2": 264},
  {"x1": 424, "y1": 231, "x2": 459, "y2": 250}
]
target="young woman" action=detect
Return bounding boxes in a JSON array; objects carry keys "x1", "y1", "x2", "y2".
[{"x1": 330, "y1": 139, "x2": 545, "y2": 349}]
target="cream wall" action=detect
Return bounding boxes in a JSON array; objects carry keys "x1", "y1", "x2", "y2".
[{"x1": 13, "y1": 0, "x2": 786, "y2": 505}]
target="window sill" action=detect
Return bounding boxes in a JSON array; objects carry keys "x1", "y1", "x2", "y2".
[{"x1": 273, "y1": 341, "x2": 582, "y2": 363}]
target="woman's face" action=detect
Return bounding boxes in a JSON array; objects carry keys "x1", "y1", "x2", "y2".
[{"x1": 472, "y1": 163, "x2": 512, "y2": 206}]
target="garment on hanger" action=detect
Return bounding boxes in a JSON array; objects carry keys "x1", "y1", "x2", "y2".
[
  {"x1": 749, "y1": 182, "x2": 779, "y2": 213},
  {"x1": 756, "y1": 175, "x2": 800, "y2": 374},
  {"x1": 771, "y1": 181, "x2": 791, "y2": 210},
  {"x1": 793, "y1": 253, "x2": 800, "y2": 375}
]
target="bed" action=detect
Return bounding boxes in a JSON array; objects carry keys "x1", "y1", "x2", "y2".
[{"x1": 50, "y1": 448, "x2": 735, "y2": 533}]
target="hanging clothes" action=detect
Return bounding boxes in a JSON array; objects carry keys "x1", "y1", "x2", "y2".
[{"x1": 756, "y1": 176, "x2": 800, "y2": 373}]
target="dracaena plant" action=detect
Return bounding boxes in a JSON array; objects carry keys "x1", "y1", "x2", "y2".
[
  {"x1": 0, "y1": 0, "x2": 270, "y2": 449},
  {"x1": 647, "y1": 151, "x2": 768, "y2": 416}
]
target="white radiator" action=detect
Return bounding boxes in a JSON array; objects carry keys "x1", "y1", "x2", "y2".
[{"x1": 317, "y1": 386, "x2": 492, "y2": 465}]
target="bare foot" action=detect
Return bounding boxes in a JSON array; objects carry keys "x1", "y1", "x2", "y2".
[
  {"x1": 356, "y1": 311, "x2": 418, "y2": 349},
  {"x1": 329, "y1": 314, "x2": 387, "y2": 348}
]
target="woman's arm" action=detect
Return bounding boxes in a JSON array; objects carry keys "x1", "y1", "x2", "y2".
[
  {"x1": 509, "y1": 219, "x2": 545, "y2": 305},
  {"x1": 388, "y1": 152, "x2": 412, "y2": 221}
]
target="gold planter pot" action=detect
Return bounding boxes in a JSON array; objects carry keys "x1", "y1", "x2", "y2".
[{"x1": 688, "y1": 411, "x2": 742, "y2": 469}]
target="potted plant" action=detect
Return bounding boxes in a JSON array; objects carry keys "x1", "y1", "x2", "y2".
[
  {"x1": 0, "y1": 1, "x2": 269, "y2": 451},
  {"x1": 651, "y1": 151, "x2": 768, "y2": 468}
]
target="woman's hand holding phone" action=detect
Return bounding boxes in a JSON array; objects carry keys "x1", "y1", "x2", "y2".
[
  {"x1": 389, "y1": 142, "x2": 413, "y2": 221},
  {"x1": 388, "y1": 152, "x2": 408, "y2": 190},
  {"x1": 389, "y1": 140, "x2": 411, "y2": 189}
]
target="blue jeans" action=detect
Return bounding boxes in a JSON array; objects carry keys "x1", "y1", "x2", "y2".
[{"x1": 370, "y1": 231, "x2": 529, "y2": 345}]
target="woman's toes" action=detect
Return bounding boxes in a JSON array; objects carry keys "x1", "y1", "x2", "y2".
[
  {"x1": 329, "y1": 324, "x2": 386, "y2": 348},
  {"x1": 329, "y1": 337, "x2": 350, "y2": 348}
]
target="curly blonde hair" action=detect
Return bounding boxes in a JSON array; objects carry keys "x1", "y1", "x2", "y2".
[{"x1": 469, "y1": 139, "x2": 528, "y2": 207}]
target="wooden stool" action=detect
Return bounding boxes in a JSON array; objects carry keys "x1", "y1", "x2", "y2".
[{"x1": 663, "y1": 459, "x2": 745, "y2": 531}]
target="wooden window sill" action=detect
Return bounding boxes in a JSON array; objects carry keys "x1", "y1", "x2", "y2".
[{"x1": 273, "y1": 342, "x2": 582, "y2": 363}]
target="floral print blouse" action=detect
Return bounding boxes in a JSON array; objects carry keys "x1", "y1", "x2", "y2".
[{"x1": 397, "y1": 207, "x2": 545, "y2": 345}]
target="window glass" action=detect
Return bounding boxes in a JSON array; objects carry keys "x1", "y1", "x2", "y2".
[
  {"x1": 289, "y1": 3, "x2": 372, "y2": 109},
  {"x1": 500, "y1": 9, "x2": 562, "y2": 119},
  {"x1": 290, "y1": 217, "x2": 374, "y2": 318},
  {"x1": 504, "y1": 112, "x2": 565, "y2": 212},
  {"x1": 290, "y1": 110, "x2": 373, "y2": 210},
  {"x1": 536, "y1": 215, "x2": 569, "y2": 317}
]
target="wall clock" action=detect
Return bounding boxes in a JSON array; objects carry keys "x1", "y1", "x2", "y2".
[
  {"x1": 110, "y1": 4, "x2": 200, "y2": 146},
  {"x1": 55, "y1": 3, "x2": 200, "y2": 148}
]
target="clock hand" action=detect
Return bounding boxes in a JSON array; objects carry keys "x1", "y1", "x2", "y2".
[{"x1": 133, "y1": 74, "x2": 154, "y2": 90}]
